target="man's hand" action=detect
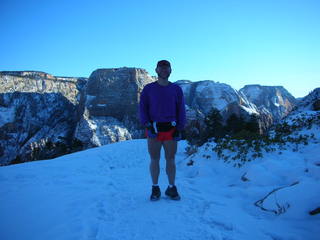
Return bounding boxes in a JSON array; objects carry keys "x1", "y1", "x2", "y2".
[
  {"x1": 145, "y1": 123, "x2": 157, "y2": 138},
  {"x1": 173, "y1": 129, "x2": 182, "y2": 141}
]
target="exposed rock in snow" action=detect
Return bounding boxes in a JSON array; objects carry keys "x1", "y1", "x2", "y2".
[
  {"x1": 293, "y1": 88, "x2": 320, "y2": 112},
  {"x1": 74, "y1": 67, "x2": 155, "y2": 148},
  {"x1": 240, "y1": 84, "x2": 297, "y2": 122},
  {"x1": 0, "y1": 69, "x2": 154, "y2": 164},
  {"x1": 0, "y1": 70, "x2": 304, "y2": 165},
  {"x1": 175, "y1": 80, "x2": 273, "y2": 133}
]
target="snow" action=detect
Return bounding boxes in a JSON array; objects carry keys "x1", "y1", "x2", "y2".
[
  {"x1": 273, "y1": 102, "x2": 280, "y2": 107},
  {"x1": 240, "y1": 105, "x2": 259, "y2": 115},
  {"x1": 178, "y1": 82, "x2": 191, "y2": 94},
  {"x1": 97, "y1": 104, "x2": 107, "y2": 107},
  {"x1": 195, "y1": 81, "x2": 238, "y2": 111},
  {"x1": 1, "y1": 123, "x2": 319, "y2": 239},
  {"x1": 86, "y1": 95, "x2": 96, "y2": 106},
  {"x1": 87, "y1": 116, "x2": 132, "y2": 146},
  {"x1": 211, "y1": 98, "x2": 229, "y2": 111},
  {"x1": 177, "y1": 80, "x2": 259, "y2": 115},
  {"x1": 241, "y1": 85, "x2": 263, "y2": 101}
]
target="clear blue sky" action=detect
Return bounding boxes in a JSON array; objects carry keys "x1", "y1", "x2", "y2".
[{"x1": 1, "y1": 0, "x2": 319, "y2": 97}]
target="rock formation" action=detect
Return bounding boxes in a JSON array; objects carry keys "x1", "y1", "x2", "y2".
[
  {"x1": 0, "y1": 69, "x2": 301, "y2": 165},
  {"x1": 239, "y1": 85, "x2": 297, "y2": 122},
  {"x1": 74, "y1": 67, "x2": 155, "y2": 148},
  {"x1": 0, "y1": 71, "x2": 87, "y2": 164}
]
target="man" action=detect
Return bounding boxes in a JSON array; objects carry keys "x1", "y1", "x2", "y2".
[{"x1": 139, "y1": 60, "x2": 186, "y2": 201}]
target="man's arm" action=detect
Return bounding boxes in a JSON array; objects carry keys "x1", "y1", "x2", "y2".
[
  {"x1": 176, "y1": 86, "x2": 186, "y2": 131},
  {"x1": 139, "y1": 87, "x2": 150, "y2": 126}
]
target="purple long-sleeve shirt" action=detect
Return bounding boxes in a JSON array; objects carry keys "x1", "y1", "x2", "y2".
[{"x1": 139, "y1": 81, "x2": 186, "y2": 130}]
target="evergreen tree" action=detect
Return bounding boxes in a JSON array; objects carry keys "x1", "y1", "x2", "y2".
[
  {"x1": 245, "y1": 114, "x2": 260, "y2": 134},
  {"x1": 225, "y1": 114, "x2": 245, "y2": 135},
  {"x1": 203, "y1": 108, "x2": 225, "y2": 141}
]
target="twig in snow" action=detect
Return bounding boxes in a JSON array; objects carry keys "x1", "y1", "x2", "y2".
[
  {"x1": 254, "y1": 181, "x2": 299, "y2": 215},
  {"x1": 309, "y1": 207, "x2": 320, "y2": 215}
]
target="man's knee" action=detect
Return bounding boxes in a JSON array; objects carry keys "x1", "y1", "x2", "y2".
[
  {"x1": 165, "y1": 149, "x2": 176, "y2": 160},
  {"x1": 165, "y1": 157, "x2": 175, "y2": 165},
  {"x1": 149, "y1": 153, "x2": 161, "y2": 161},
  {"x1": 148, "y1": 139, "x2": 162, "y2": 160},
  {"x1": 163, "y1": 141, "x2": 177, "y2": 159},
  {"x1": 150, "y1": 157, "x2": 160, "y2": 164}
]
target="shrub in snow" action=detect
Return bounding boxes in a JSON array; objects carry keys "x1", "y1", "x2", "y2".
[
  {"x1": 190, "y1": 112, "x2": 320, "y2": 168},
  {"x1": 312, "y1": 99, "x2": 320, "y2": 111},
  {"x1": 11, "y1": 137, "x2": 84, "y2": 164}
]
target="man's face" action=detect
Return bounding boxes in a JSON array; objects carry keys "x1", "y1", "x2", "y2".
[{"x1": 156, "y1": 64, "x2": 172, "y2": 79}]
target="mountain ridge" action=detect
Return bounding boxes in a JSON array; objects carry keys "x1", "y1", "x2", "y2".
[{"x1": 0, "y1": 69, "x2": 312, "y2": 165}]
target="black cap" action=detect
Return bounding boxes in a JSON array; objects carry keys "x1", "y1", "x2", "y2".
[{"x1": 157, "y1": 60, "x2": 171, "y2": 67}]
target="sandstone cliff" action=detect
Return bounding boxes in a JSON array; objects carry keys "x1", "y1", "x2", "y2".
[
  {"x1": 0, "y1": 68, "x2": 155, "y2": 164},
  {"x1": 74, "y1": 67, "x2": 155, "y2": 148},
  {"x1": 0, "y1": 71, "x2": 88, "y2": 164},
  {"x1": 239, "y1": 84, "x2": 297, "y2": 122},
  {"x1": 0, "y1": 69, "x2": 301, "y2": 165}
]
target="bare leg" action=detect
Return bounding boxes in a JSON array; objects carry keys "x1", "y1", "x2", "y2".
[
  {"x1": 163, "y1": 140, "x2": 177, "y2": 185},
  {"x1": 147, "y1": 138, "x2": 162, "y2": 185}
]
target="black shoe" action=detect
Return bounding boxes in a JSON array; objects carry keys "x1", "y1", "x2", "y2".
[
  {"x1": 165, "y1": 185, "x2": 181, "y2": 200},
  {"x1": 150, "y1": 186, "x2": 161, "y2": 201}
]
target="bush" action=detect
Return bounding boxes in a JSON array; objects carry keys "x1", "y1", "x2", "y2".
[
  {"x1": 205, "y1": 112, "x2": 319, "y2": 167},
  {"x1": 195, "y1": 109, "x2": 261, "y2": 146}
]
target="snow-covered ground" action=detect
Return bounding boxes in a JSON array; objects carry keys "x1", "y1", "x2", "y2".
[{"x1": 1, "y1": 132, "x2": 319, "y2": 240}]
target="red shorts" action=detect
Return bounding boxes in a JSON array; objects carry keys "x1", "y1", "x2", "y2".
[{"x1": 145, "y1": 128, "x2": 176, "y2": 141}]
